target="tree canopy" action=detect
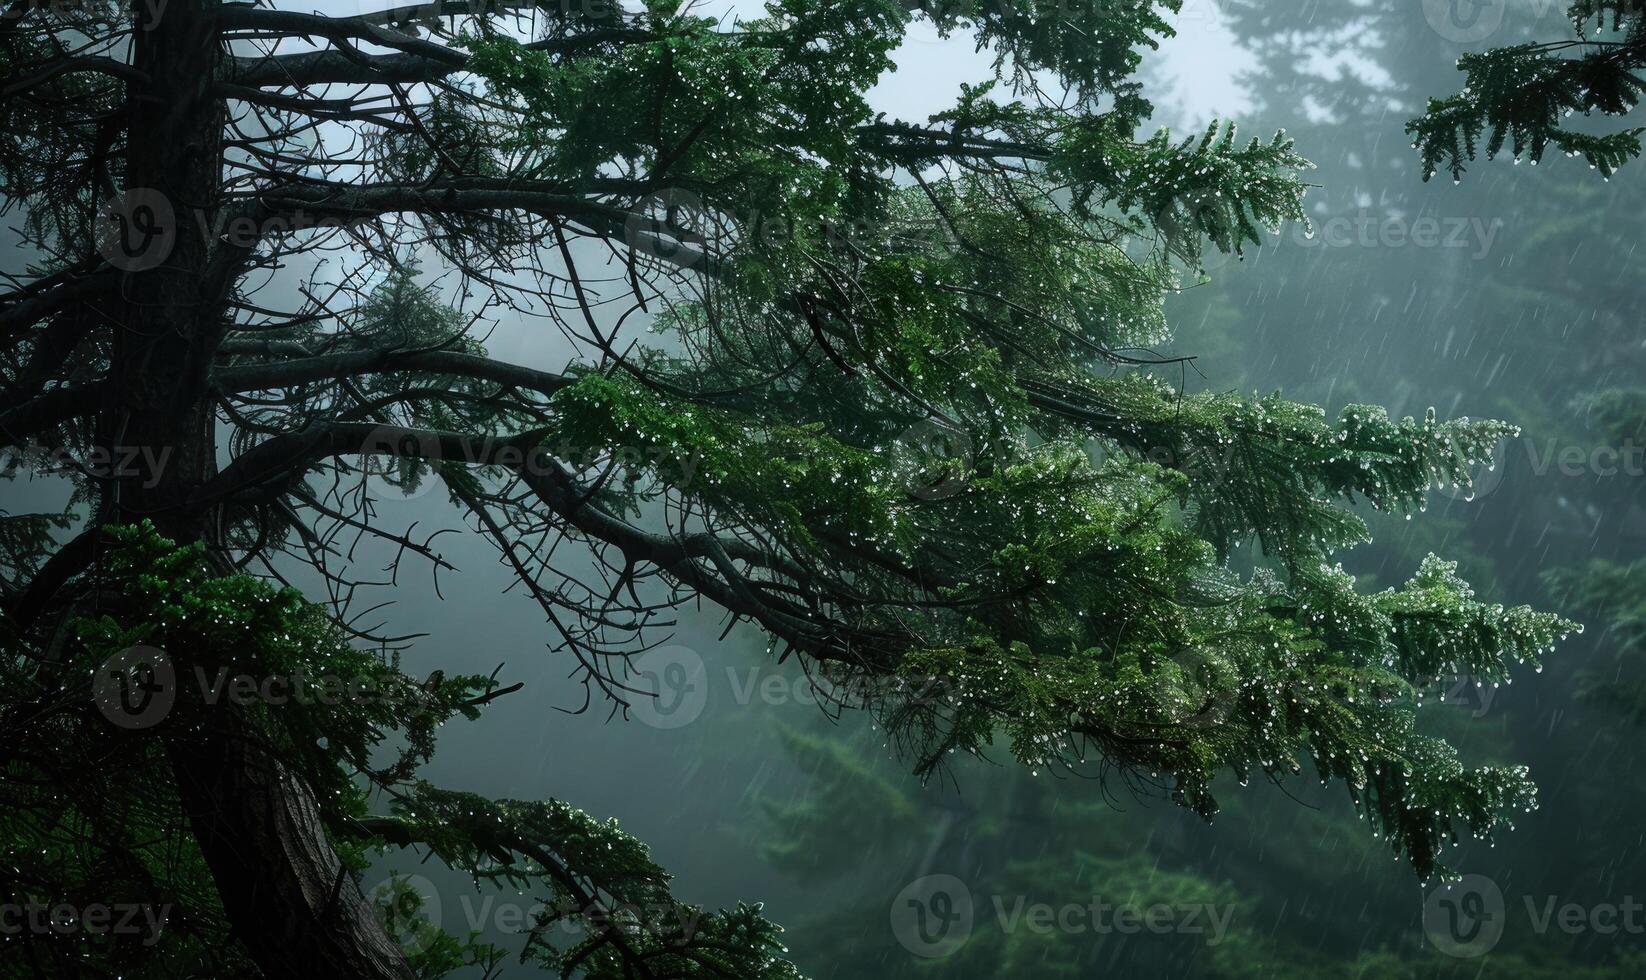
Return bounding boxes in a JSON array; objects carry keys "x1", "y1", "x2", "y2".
[{"x1": 0, "y1": 2, "x2": 1577, "y2": 977}]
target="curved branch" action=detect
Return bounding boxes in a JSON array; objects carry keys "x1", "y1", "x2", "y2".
[{"x1": 215, "y1": 348, "x2": 574, "y2": 399}]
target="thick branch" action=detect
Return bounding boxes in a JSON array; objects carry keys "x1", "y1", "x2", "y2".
[{"x1": 215, "y1": 348, "x2": 574, "y2": 399}]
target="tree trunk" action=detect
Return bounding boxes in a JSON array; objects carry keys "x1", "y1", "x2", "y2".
[
  {"x1": 109, "y1": 5, "x2": 416, "y2": 976},
  {"x1": 167, "y1": 715, "x2": 417, "y2": 979}
]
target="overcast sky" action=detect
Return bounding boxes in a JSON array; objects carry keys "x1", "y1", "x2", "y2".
[{"x1": 681, "y1": 0, "x2": 1257, "y2": 124}]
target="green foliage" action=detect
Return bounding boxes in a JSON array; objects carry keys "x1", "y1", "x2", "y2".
[
  {"x1": 757, "y1": 729, "x2": 925, "y2": 879},
  {"x1": 1583, "y1": 387, "x2": 1646, "y2": 446},
  {"x1": 890, "y1": 552, "x2": 1575, "y2": 879},
  {"x1": 0, "y1": 508, "x2": 73, "y2": 592},
  {"x1": 1545, "y1": 558, "x2": 1646, "y2": 725},
  {"x1": 1409, "y1": 4, "x2": 1646, "y2": 179},
  {"x1": 546, "y1": 345, "x2": 1566, "y2": 880},
  {"x1": 460, "y1": 1, "x2": 1560, "y2": 880},
  {"x1": 913, "y1": 0, "x2": 1181, "y2": 107},
  {"x1": 550, "y1": 372, "x2": 911, "y2": 553},
  {"x1": 375, "y1": 784, "x2": 803, "y2": 979},
  {"x1": 0, "y1": 524, "x2": 804, "y2": 976},
  {"x1": 1081, "y1": 121, "x2": 1313, "y2": 268},
  {"x1": 71, "y1": 524, "x2": 497, "y2": 792},
  {"x1": 755, "y1": 715, "x2": 1646, "y2": 978}
]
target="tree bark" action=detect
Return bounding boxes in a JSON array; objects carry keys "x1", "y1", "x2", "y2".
[
  {"x1": 106, "y1": 5, "x2": 417, "y2": 977},
  {"x1": 167, "y1": 714, "x2": 417, "y2": 979}
]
